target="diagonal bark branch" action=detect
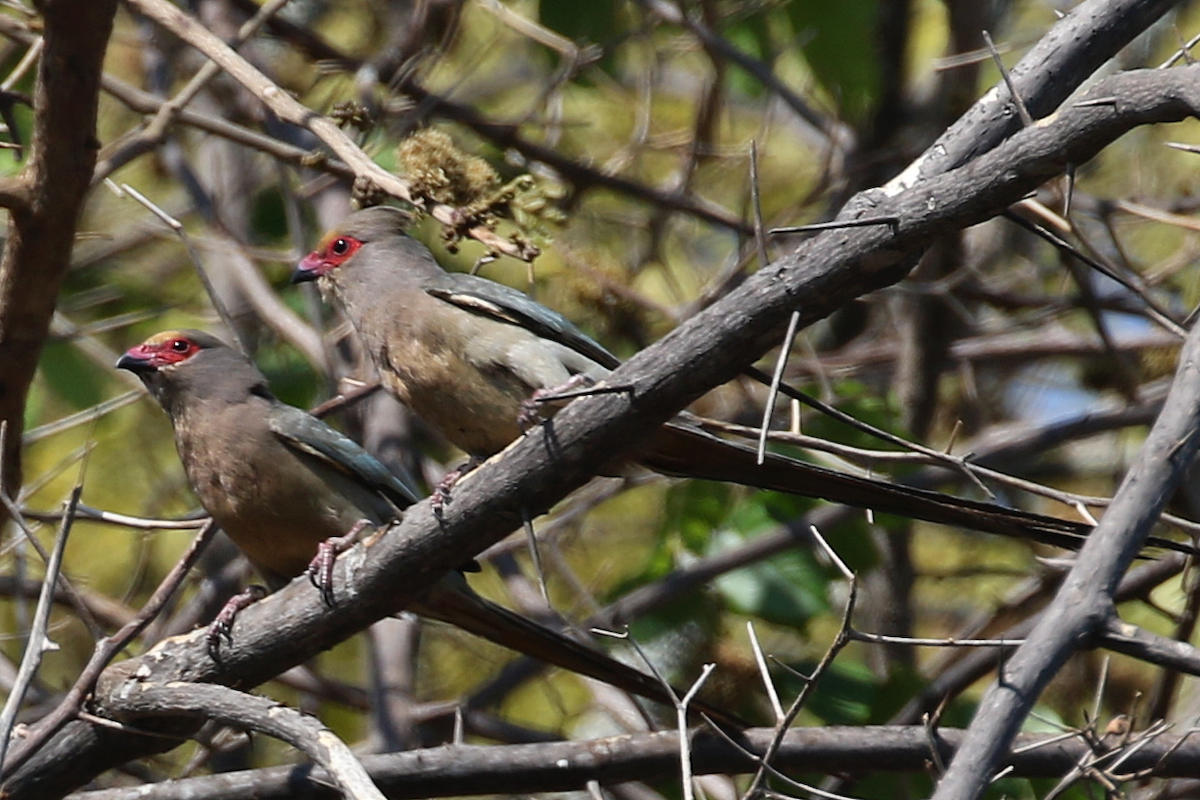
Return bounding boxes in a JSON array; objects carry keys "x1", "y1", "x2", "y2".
[
  {"x1": 929, "y1": 271, "x2": 1200, "y2": 799},
  {"x1": 889, "y1": 0, "x2": 1189, "y2": 189}
]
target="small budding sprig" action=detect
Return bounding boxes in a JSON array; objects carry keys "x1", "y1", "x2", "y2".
[{"x1": 396, "y1": 128, "x2": 563, "y2": 255}]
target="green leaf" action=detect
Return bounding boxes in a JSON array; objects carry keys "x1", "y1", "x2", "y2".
[
  {"x1": 257, "y1": 344, "x2": 321, "y2": 410},
  {"x1": 867, "y1": 664, "x2": 925, "y2": 722},
  {"x1": 759, "y1": 490, "x2": 879, "y2": 573},
  {"x1": 787, "y1": 1, "x2": 882, "y2": 123},
  {"x1": 711, "y1": 529, "x2": 830, "y2": 627},
  {"x1": 721, "y1": 10, "x2": 775, "y2": 100},
  {"x1": 776, "y1": 658, "x2": 877, "y2": 725},
  {"x1": 663, "y1": 479, "x2": 736, "y2": 554}
]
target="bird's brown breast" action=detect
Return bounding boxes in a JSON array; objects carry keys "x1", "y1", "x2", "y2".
[
  {"x1": 173, "y1": 400, "x2": 357, "y2": 578},
  {"x1": 326, "y1": 264, "x2": 564, "y2": 456},
  {"x1": 377, "y1": 328, "x2": 527, "y2": 457}
]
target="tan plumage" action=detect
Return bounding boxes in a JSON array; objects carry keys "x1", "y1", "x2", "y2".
[
  {"x1": 118, "y1": 330, "x2": 747, "y2": 727},
  {"x1": 119, "y1": 330, "x2": 406, "y2": 586},
  {"x1": 303, "y1": 209, "x2": 608, "y2": 456},
  {"x1": 296, "y1": 208, "x2": 1196, "y2": 556}
]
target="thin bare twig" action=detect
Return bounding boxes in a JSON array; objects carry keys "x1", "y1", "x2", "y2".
[
  {"x1": 0, "y1": 484, "x2": 80, "y2": 769},
  {"x1": 0, "y1": 475, "x2": 103, "y2": 638},
  {"x1": 847, "y1": 631, "x2": 1024, "y2": 648},
  {"x1": 747, "y1": 622, "x2": 784, "y2": 722},
  {"x1": 770, "y1": 216, "x2": 900, "y2": 235},
  {"x1": 124, "y1": 0, "x2": 538, "y2": 261},
  {"x1": 741, "y1": 566, "x2": 858, "y2": 800},
  {"x1": 110, "y1": 182, "x2": 249, "y2": 355},
  {"x1": 0, "y1": 521, "x2": 219, "y2": 780},
  {"x1": 677, "y1": 664, "x2": 716, "y2": 800},
  {"x1": 21, "y1": 504, "x2": 207, "y2": 531},
  {"x1": 22, "y1": 390, "x2": 142, "y2": 444},
  {"x1": 1003, "y1": 208, "x2": 1186, "y2": 337},
  {"x1": 757, "y1": 311, "x2": 800, "y2": 465},
  {"x1": 739, "y1": 369, "x2": 996, "y2": 498},
  {"x1": 982, "y1": 30, "x2": 1033, "y2": 126}
]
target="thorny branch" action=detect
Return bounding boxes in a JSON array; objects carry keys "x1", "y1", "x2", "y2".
[{"x1": 931, "y1": 261, "x2": 1200, "y2": 798}]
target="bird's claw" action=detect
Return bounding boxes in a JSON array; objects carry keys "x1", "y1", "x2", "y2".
[
  {"x1": 306, "y1": 519, "x2": 373, "y2": 605},
  {"x1": 207, "y1": 584, "x2": 268, "y2": 659},
  {"x1": 432, "y1": 458, "x2": 482, "y2": 518},
  {"x1": 431, "y1": 481, "x2": 454, "y2": 518},
  {"x1": 517, "y1": 396, "x2": 546, "y2": 431},
  {"x1": 518, "y1": 375, "x2": 596, "y2": 432}
]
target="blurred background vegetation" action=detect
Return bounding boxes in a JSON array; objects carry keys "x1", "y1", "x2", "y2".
[{"x1": 5, "y1": 0, "x2": 1200, "y2": 797}]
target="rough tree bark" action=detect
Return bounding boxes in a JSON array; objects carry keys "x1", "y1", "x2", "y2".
[{"x1": 0, "y1": 0, "x2": 118, "y2": 514}]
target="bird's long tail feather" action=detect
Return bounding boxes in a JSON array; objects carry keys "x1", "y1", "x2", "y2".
[
  {"x1": 642, "y1": 422, "x2": 1194, "y2": 556},
  {"x1": 410, "y1": 576, "x2": 748, "y2": 728}
]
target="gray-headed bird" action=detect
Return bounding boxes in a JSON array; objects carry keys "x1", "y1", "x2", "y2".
[{"x1": 118, "y1": 329, "x2": 747, "y2": 726}]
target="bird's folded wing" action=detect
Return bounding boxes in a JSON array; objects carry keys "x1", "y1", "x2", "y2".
[
  {"x1": 267, "y1": 403, "x2": 422, "y2": 508},
  {"x1": 428, "y1": 272, "x2": 621, "y2": 369}
]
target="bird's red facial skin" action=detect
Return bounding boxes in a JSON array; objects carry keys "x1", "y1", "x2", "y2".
[
  {"x1": 301, "y1": 234, "x2": 363, "y2": 277},
  {"x1": 124, "y1": 335, "x2": 200, "y2": 368}
]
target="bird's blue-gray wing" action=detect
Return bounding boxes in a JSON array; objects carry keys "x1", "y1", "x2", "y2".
[
  {"x1": 428, "y1": 273, "x2": 621, "y2": 370},
  {"x1": 267, "y1": 403, "x2": 422, "y2": 510}
]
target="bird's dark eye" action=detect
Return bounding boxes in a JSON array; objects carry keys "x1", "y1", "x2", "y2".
[
  {"x1": 171, "y1": 339, "x2": 190, "y2": 352},
  {"x1": 331, "y1": 238, "x2": 349, "y2": 255}
]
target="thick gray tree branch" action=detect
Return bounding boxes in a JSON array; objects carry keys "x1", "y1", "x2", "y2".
[
  {"x1": 64, "y1": 725, "x2": 1200, "y2": 800},
  {"x1": 223, "y1": 0, "x2": 1180, "y2": 232},
  {"x1": 1102, "y1": 613, "x2": 1200, "y2": 674},
  {"x1": 890, "y1": 0, "x2": 1188, "y2": 189},
  {"x1": 930, "y1": 314, "x2": 1200, "y2": 799},
  {"x1": 4, "y1": 59, "x2": 1198, "y2": 799}
]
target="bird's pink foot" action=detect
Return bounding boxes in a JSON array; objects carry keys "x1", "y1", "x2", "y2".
[
  {"x1": 306, "y1": 519, "x2": 373, "y2": 605},
  {"x1": 207, "y1": 584, "x2": 268, "y2": 659},
  {"x1": 432, "y1": 457, "x2": 482, "y2": 518},
  {"x1": 518, "y1": 374, "x2": 596, "y2": 430}
]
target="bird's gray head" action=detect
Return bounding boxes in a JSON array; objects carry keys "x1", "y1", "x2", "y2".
[
  {"x1": 292, "y1": 206, "x2": 414, "y2": 284},
  {"x1": 116, "y1": 329, "x2": 270, "y2": 416}
]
